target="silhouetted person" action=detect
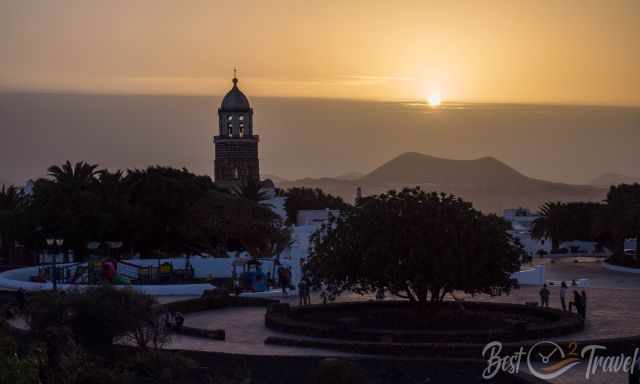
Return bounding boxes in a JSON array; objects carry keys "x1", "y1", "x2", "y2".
[
  {"x1": 303, "y1": 279, "x2": 311, "y2": 305},
  {"x1": 559, "y1": 281, "x2": 567, "y2": 311},
  {"x1": 15, "y1": 288, "x2": 26, "y2": 312},
  {"x1": 278, "y1": 267, "x2": 289, "y2": 297},
  {"x1": 581, "y1": 290, "x2": 587, "y2": 318},
  {"x1": 539, "y1": 284, "x2": 550, "y2": 307},
  {"x1": 298, "y1": 279, "x2": 307, "y2": 306},
  {"x1": 570, "y1": 290, "x2": 585, "y2": 317},
  {"x1": 174, "y1": 312, "x2": 184, "y2": 331}
]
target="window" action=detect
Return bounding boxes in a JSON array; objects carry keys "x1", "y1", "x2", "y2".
[
  {"x1": 227, "y1": 115, "x2": 233, "y2": 121},
  {"x1": 239, "y1": 115, "x2": 244, "y2": 121},
  {"x1": 227, "y1": 124, "x2": 233, "y2": 137},
  {"x1": 233, "y1": 168, "x2": 239, "y2": 179},
  {"x1": 239, "y1": 123, "x2": 245, "y2": 137}
]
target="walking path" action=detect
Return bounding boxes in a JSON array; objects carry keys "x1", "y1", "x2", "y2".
[
  {"x1": 6, "y1": 259, "x2": 640, "y2": 383},
  {"x1": 164, "y1": 259, "x2": 640, "y2": 384}
]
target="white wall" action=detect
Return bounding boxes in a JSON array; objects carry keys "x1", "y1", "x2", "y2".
[{"x1": 510, "y1": 266, "x2": 545, "y2": 285}]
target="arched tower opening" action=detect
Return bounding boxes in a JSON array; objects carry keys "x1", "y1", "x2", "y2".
[{"x1": 213, "y1": 74, "x2": 260, "y2": 184}]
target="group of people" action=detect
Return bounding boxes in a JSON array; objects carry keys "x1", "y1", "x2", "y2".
[
  {"x1": 277, "y1": 259, "x2": 312, "y2": 305},
  {"x1": 539, "y1": 280, "x2": 587, "y2": 318}
]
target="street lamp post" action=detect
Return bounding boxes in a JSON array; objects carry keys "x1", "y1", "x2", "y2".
[{"x1": 46, "y1": 238, "x2": 64, "y2": 291}]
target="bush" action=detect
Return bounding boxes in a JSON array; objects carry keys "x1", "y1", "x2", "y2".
[
  {"x1": 26, "y1": 286, "x2": 169, "y2": 351},
  {"x1": 0, "y1": 320, "x2": 39, "y2": 384}
]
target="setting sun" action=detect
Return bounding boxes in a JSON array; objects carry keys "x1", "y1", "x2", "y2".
[{"x1": 427, "y1": 93, "x2": 442, "y2": 107}]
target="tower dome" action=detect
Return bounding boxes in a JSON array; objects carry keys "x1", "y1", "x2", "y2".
[
  {"x1": 220, "y1": 77, "x2": 250, "y2": 111},
  {"x1": 213, "y1": 72, "x2": 259, "y2": 184}
]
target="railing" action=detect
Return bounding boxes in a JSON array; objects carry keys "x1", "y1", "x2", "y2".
[{"x1": 117, "y1": 260, "x2": 142, "y2": 281}]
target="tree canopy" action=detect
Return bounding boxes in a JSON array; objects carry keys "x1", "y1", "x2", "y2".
[
  {"x1": 283, "y1": 187, "x2": 348, "y2": 225},
  {"x1": 306, "y1": 187, "x2": 522, "y2": 304},
  {"x1": 532, "y1": 184, "x2": 640, "y2": 261},
  {"x1": 531, "y1": 201, "x2": 604, "y2": 251},
  {"x1": 2, "y1": 161, "x2": 289, "y2": 261}
]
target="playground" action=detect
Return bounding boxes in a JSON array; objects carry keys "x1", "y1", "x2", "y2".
[{"x1": 0, "y1": 254, "x2": 299, "y2": 297}]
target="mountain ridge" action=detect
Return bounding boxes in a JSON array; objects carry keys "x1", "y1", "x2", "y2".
[
  {"x1": 279, "y1": 152, "x2": 607, "y2": 213},
  {"x1": 590, "y1": 173, "x2": 640, "y2": 187}
]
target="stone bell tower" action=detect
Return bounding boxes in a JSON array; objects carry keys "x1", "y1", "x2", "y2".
[{"x1": 213, "y1": 72, "x2": 260, "y2": 184}]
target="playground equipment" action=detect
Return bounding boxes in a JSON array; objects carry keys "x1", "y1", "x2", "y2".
[{"x1": 233, "y1": 258, "x2": 267, "y2": 292}]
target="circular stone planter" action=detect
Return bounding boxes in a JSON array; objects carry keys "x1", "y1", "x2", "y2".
[
  {"x1": 266, "y1": 301, "x2": 584, "y2": 343},
  {"x1": 602, "y1": 262, "x2": 640, "y2": 274}
]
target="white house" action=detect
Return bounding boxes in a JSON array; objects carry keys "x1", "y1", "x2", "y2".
[
  {"x1": 296, "y1": 209, "x2": 340, "y2": 226},
  {"x1": 503, "y1": 208, "x2": 606, "y2": 257}
]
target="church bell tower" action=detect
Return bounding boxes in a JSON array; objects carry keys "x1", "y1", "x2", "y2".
[{"x1": 213, "y1": 73, "x2": 260, "y2": 184}]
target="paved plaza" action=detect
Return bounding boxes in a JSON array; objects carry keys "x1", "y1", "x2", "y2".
[
  {"x1": 6, "y1": 258, "x2": 640, "y2": 383},
  {"x1": 164, "y1": 258, "x2": 640, "y2": 383}
]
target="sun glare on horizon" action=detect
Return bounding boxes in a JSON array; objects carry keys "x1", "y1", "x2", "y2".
[{"x1": 427, "y1": 93, "x2": 442, "y2": 107}]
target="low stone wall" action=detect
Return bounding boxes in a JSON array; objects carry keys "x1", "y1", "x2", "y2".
[
  {"x1": 163, "y1": 294, "x2": 278, "y2": 314},
  {"x1": 266, "y1": 301, "x2": 584, "y2": 344},
  {"x1": 177, "y1": 326, "x2": 226, "y2": 341},
  {"x1": 603, "y1": 261, "x2": 640, "y2": 274},
  {"x1": 265, "y1": 333, "x2": 640, "y2": 361}
]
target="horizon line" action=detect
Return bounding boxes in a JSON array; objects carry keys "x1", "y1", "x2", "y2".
[{"x1": 1, "y1": 86, "x2": 639, "y2": 109}]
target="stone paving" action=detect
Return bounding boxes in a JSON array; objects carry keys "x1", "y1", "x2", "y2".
[
  {"x1": 164, "y1": 259, "x2": 640, "y2": 383},
  {"x1": 6, "y1": 259, "x2": 640, "y2": 383}
]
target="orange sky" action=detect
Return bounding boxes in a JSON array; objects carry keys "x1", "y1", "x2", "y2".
[{"x1": 1, "y1": 0, "x2": 639, "y2": 105}]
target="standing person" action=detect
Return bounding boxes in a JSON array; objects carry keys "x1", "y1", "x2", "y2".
[
  {"x1": 571, "y1": 290, "x2": 584, "y2": 317},
  {"x1": 559, "y1": 281, "x2": 568, "y2": 311},
  {"x1": 297, "y1": 279, "x2": 307, "y2": 306},
  {"x1": 279, "y1": 267, "x2": 288, "y2": 297},
  {"x1": 539, "y1": 284, "x2": 550, "y2": 308},
  {"x1": 581, "y1": 290, "x2": 588, "y2": 318},
  {"x1": 15, "y1": 288, "x2": 26, "y2": 312},
  {"x1": 287, "y1": 267, "x2": 294, "y2": 290},
  {"x1": 174, "y1": 312, "x2": 184, "y2": 331},
  {"x1": 304, "y1": 279, "x2": 311, "y2": 305}
]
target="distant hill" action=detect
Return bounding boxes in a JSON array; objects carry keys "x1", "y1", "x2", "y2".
[
  {"x1": 590, "y1": 173, "x2": 640, "y2": 187},
  {"x1": 334, "y1": 171, "x2": 365, "y2": 181},
  {"x1": 279, "y1": 152, "x2": 607, "y2": 213},
  {"x1": 262, "y1": 174, "x2": 290, "y2": 184}
]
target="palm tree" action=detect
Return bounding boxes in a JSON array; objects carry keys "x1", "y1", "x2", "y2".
[
  {"x1": 29, "y1": 161, "x2": 103, "y2": 260},
  {"x1": 232, "y1": 179, "x2": 269, "y2": 203},
  {"x1": 47, "y1": 161, "x2": 100, "y2": 191},
  {"x1": 532, "y1": 202, "x2": 567, "y2": 251}
]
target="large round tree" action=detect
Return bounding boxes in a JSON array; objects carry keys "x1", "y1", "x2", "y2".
[{"x1": 307, "y1": 187, "x2": 522, "y2": 304}]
